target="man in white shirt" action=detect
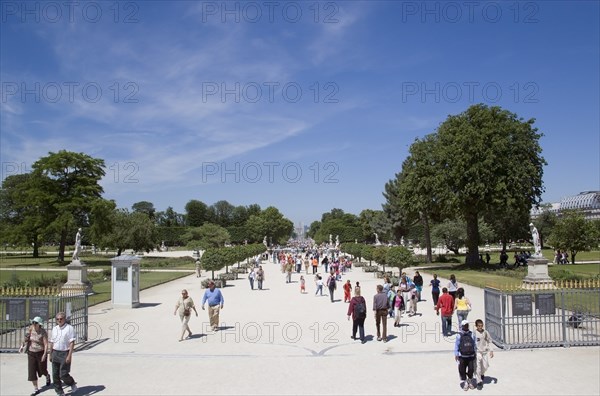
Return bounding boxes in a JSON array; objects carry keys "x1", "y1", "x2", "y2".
[{"x1": 48, "y1": 312, "x2": 77, "y2": 396}]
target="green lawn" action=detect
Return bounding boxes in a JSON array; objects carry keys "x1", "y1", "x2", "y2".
[
  {"x1": 86, "y1": 271, "x2": 192, "y2": 306},
  {"x1": 421, "y1": 262, "x2": 600, "y2": 290},
  {"x1": 0, "y1": 269, "x2": 192, "y2": 306}
]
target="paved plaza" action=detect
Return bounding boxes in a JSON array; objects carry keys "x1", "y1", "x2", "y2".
[{"x1": 1, "y1": 261, "x2": 599, "y2": 395}]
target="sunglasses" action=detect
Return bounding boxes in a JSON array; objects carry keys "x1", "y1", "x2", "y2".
[{"x1": 56, "y1": 317, "x2": 65, "y2": 321}]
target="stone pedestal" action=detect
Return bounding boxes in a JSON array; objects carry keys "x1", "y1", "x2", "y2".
[
  {"x1": 61, "y1": 260, "x2": 94, "y2": 295},
  {"x1": 522, "y1": 257, "x2": 554, "y2": 289}
]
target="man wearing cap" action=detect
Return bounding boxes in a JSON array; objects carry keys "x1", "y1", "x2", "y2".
[
  {"x1": 48, "y1": 312, "x2": 77, "y2": 396},
  {"x1": 454, "y1": 319, "x2": 477, "y2": 391},
  {"x1": 201, "y1": 281, "x2": 224, "y2": 332}
]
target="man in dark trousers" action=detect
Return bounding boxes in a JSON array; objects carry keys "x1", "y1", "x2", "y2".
[
  {"x1": 435, "y1": 287, "x2": 454, "y2": 337},
  {"x1": 48, "y1": 312, "x2": 77, "y2": 396},
  {"x1": 454, "y1": 319, "x2": 477, "y2": 391},
  {"x1": 372, "y1": 284, "x2": 389, "y2": 342}
]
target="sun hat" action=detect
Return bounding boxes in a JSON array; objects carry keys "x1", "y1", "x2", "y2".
[{"x1": 30, "y1": 316, "x2": 44, "y2": 324}]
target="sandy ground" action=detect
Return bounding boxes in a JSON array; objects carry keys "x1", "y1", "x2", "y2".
[{"x1": 1, "y1": 260, "x2": 599, "y2": 396}]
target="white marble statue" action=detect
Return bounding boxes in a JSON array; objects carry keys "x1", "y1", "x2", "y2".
[
  {"x1": 530, "y1": 223, "x2": 542, "y2": 257},
  {"x1": 72, "y1": 228, "x2": 82, "y2": 261},
  {"x1": 374, "y1": 233, "x2": 381, "y2": 246},
  {"x1": 335, "y1": 235, "x2": 340, "y2": 247}
]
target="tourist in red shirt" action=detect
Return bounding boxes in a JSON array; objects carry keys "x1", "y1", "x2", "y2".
[{"x1": 435, "y1": 287, "x2": 454, "y2": 336}]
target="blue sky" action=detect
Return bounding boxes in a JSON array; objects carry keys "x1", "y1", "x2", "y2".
[{"x1": 1, "y1": 1, "x2": 599, "y2": 227}]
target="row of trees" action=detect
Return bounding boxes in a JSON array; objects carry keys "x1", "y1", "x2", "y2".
[
  {"x1": 201, "y1": 243, "x2": 266, "y2": 279},
  {"x1": 0, "y1": 151, "x2": 293, "y2": 262},
  {"x1": 343, "y1": 244, "x2": 415, "y2": 273},
  {"x1": 131, "y1": 199, "x2": 264, "y2": 229},
  {"x1": 307, "y1": 208, "x2": 391, "y2": 244}
]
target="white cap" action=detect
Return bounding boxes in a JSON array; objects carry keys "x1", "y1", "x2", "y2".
[{"x1": 461, "y1": 320, "x2": 469, "y2": 327}]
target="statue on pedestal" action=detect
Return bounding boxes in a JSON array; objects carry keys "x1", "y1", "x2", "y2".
[
  {"x1": 72, "y1": 228, "x2": 82, "y2": 261},
  {"x1": 263, "y1": 236, "x2": 268, "y2": 248},
  {"x1": 335, "y1": 235, "x2": 340, "y2": 248}
]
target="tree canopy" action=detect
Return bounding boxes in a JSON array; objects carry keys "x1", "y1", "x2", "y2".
[
  {"x1": 385, "y1": 104, "x2": 545, "y2": 265},
  {"x1": 31, "y1": 150, "x2": 106, "y2": 262}
]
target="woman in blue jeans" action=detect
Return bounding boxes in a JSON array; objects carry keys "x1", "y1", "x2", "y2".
[{"x1": 454, "y1": 287, "x2": 472, "y2": 324}]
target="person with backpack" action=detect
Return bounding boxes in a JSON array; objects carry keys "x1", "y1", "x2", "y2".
[
  {"x1": 347, "y1": 286, "x2": 367, "y2": 343},
  {"x1": 327, "y1": 272, "x2": 337, "y2": 302},
  {"x1": 454, "y1": 320, "x2": 477, "y2": 391}
]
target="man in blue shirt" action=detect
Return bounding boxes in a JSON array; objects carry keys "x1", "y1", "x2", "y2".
[
  {"x1": 454, "y1": 319, "x2": 477, "y2": 391},
  {"x1": 202, "y1": 281, "x2": 224, "y2": 332}
]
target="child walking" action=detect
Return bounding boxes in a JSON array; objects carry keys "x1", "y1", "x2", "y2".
[
  {"x1": 343, "y1": 280, "x2": 352, "y2": 302},
  {"x1": 300, "y1": 276, "x2": 306, "y2": 293},
  {"x1": 408, "y1": 287, "x2": 418, "y2": 316},
  {"x1": 475, "y1": 319, "x2": 494, "y2": 390}
]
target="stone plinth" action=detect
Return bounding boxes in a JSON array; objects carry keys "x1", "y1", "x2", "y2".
[
  {"x1": 522, "y1": 257, "x2": 554, "y2": 289},
  {"x1": 61, "y1": 260, "x2": 94, "y2": 295}
]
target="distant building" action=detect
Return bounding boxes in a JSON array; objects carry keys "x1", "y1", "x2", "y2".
[{"x1": 531, "y1": 191, "x2": 600, "y2": 220}]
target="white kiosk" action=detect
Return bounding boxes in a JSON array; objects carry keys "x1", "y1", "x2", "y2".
[{"x1": 111, "y1": 255, "x2": 141, "y2": 308}]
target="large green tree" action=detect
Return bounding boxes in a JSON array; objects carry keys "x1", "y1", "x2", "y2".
[
  {"x1": 209, "y1": 200, "x2": 235, "y2": 227},
  {"x1": 183, "y1": 223, "x2": 231, "y2": 250},
  {"x1": 382, "y1": 177, "x2": 412, "y2": 244},
  {"x1": 260, "y1": 206, "x2": 294, "y2": 244},
  {"x1": 156, "y1": 206, "x2": 184, "y2": 227},
  {"x1": 427, "y1": 104, "x2": 545, "y2": 265},
  {"x1": 31, "y1": 150, "x2": 106, "y2": 263},
  {"x1": 387, "y1": 135, "x2": 441, "y2": 262},
  {"x1": 132, "y1": 201, "x2": 156, "y2": 220},
  {"x1": 0, "y1": 173, "x2": 52, "y2": 257},
  {"x1": 93, "y1": 208, "x2": 157, "y2": 255},
  {"x1": 185, "y1": 199, "x2": 209, "y2": 227}
]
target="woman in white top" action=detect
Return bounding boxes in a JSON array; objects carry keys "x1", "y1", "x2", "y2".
[{"x1": 448, "y1": 274, "x2": 459, "y2": 299}]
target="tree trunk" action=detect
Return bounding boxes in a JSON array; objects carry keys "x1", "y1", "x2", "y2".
[
  {"x1": 117, "y1": 248, "x2": 122, "y2": 256},
  {"x1": 502, "y1": 240, "x2": 507, "y2": 251},
  {"x1": 465, "y1": 210, "x2": 480, "y2": 266},
  {"x1": 571, "y1": 250, "x2": 576, "y2": 265},
  {"x1": 58, "y1": 228, "x2": 67, "y2": 263},
  {"x1": 421, "y1": 213, "x2": 432, "y2": 263}
]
